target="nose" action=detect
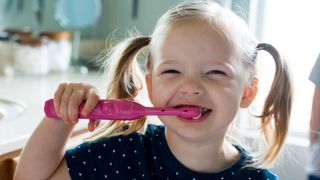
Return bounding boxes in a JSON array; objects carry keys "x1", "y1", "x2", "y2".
[{"x1": 179, "y1": 78, "x2": 204, "y2": 96}]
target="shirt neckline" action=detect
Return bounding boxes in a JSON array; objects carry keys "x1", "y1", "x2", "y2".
[{"x1": 156, "y1": 125, "x2": 249, "y2": 178}]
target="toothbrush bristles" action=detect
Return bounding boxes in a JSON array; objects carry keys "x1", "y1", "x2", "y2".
[{"x1": 193, "y1": 113, "x2": 202, "y2": 120}]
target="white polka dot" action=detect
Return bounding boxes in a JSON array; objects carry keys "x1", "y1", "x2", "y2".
[
  {"x1": 118, "y1": 138, "x2": 122, "y2": 142},
  {"x1": 129, "y1": 138, "x2": 133, "y2": 141},
  {"x1": 128, "y1": 166, "x2": 131, "y2": 169},
  {"x1": 160, "y1": 166, "x2": 163, "y2": 170},
  {"x1": 98, "y1": 155, "x2": 102, "y2": 159},
  {"x1": 104, "y1": 174, "x2": 107, "y2": 178},
  {"x1": 248, "y1": 178, "x2": 251, "y2": 180},
  {"x1": 154, "y1": 156, "x2": 157, "y2": 159},
  {"x1": 77, "y1": 146, "x2": 81, "y2": 149},
  {"x1": 94, "y1": 168, "x2": 96, "y2": 171},
  {"x1": 133, "y1": 178, "x2": 136, "y2": 180},
  {"x1": 142, "y1": 174, "x2": 145, "y2": 177},
  {"x1": 150, "y1": 138, "x2": 152, "y2": 141},
  {"x1": 112, "y1": 149, "x2": 116, "y2": 153},
  {"x1": 83, "y1": 161, "x2": 86, "y2": 165},
  {"x1": 134, "y1": 150, "x2": 137, "y2": 154},
  {"x1": 221, "y1": 177, "x2": 224, "y2": 179},
  {"x1": 193, "y1": 178, "x2": 196, "y2": 180},
  {"x1": 67, "y1": 168, "x2": 70, "y2": 171},
  {"x1": 159, "y1": 142, "x2": 162, "y2": 145},
  {"x1": 156, "y1": 134, "x2": 159, "y2": 136},
  {"x1": 231, "y1": 172, "x2": 234, "y2": 175},
  {"x1": 79, "y1": 173, "x2": 82, "y2": 176},
  {"x1": 109, "y1": 162, "x2": 112, "y2": 166},
  {"x1": 257, "y1": 170, "x2": 260, "y2": 173},
  {"x1": 175, "y1": 172, "x2": 179, "y2": 175},
  {"x1": 122, "y1": 154, "x2": 126, "y2": 157},
  {"x1": 72, "y1": 156, "x2": 75, "y2": 159},
  {"x1": 88, "y1": 149, "x2": 91, "y2": 152},
  {"x1": 116, "y1": 170, "x2": 119, "y2": 174}
]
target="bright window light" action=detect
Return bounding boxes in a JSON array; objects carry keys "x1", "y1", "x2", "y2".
[{"x1": 261, "y1": 0, "x2": 320, "y2": 137}]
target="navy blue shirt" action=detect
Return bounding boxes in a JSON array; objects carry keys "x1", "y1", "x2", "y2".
[{"x1": 66, "y1": 124, "x2": 277, "y2": 180}]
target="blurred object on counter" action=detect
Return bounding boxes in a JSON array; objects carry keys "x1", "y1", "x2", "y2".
[
  {"x1": 0, "y1": 32, "x2": 14, "y2": 76},
  {"x1": 0, "y1": 28, "x2": 32, "y2": 77},
  {"x1": 40, "y1": 31, "x2": 72, "y2": 73},
  {"x1": 13, "y1": 35, "x2": 49, "y2": 75},
  {"x1": 55, "y1": 0, "x2": 102, "y2": 74},
  {"x1": 3, "y1": 28, "x2": 31, "y2": 37}
]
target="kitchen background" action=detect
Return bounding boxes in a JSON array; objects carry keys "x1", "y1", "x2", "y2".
[{"x1": 0, "y1": 0, "x2": 320, "y2": 180}]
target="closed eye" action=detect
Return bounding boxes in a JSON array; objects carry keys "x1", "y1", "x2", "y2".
[
  {"x1": 207, "y1": 70, "x2": 226, "y2": 75},
  {"x1": 161, "y1": 69, "x2": 180, "y2": 74}
]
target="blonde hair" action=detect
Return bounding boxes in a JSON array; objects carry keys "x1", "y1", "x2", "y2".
[{"x1": 88, "y1": 1, "x2": 292, "y2": 169}]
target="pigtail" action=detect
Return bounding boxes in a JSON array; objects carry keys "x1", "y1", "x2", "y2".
[
  {"x1": 87, "y1": 36, "x2": 151, "y2": 140},
  {"x1": 255, "y1": 43, "x2": 293, "y2": 167}
]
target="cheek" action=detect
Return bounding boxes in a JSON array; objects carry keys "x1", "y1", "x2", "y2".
[{"x1": 150, "y1": 77, "x2": 178, "y2": 106}]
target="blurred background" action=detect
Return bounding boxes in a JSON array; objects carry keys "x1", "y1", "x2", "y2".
[{"x1": 0, "y1": 0, "x2": 320, "y2": 180}]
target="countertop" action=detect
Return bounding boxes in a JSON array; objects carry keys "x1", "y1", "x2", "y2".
[{"x1": 0, "y1": 71, "x2": 106, "y2": 156}]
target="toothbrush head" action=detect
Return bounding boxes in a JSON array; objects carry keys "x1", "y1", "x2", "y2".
[{"x1": 176, "y1": 107, "x2": 201, "y2": 120}]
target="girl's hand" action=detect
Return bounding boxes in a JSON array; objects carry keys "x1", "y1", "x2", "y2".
[{"x1": 53, "y1": 82, "x2": 101, "y2": 132}]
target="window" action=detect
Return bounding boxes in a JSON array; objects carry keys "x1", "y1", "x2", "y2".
[{"x1": 246, "y1": 0, "x2": 320, "y2": 141}]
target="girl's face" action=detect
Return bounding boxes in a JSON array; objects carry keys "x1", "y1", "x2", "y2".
[{"x1": 146, "y1": 20, "x2": 255, "y2": 143}]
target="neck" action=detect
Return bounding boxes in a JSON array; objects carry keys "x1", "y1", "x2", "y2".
[{"x1": 165, "y1": 130, "x2": 239, "y2": 173}]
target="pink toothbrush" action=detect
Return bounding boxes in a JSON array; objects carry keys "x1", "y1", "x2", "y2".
[{"x1": 44, "y1": 99, "x2": 201, "y2": 120}]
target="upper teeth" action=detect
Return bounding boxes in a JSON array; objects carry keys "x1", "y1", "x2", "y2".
[{"x1": 201, "y1": 108, "x2": 210, "y2": 115}]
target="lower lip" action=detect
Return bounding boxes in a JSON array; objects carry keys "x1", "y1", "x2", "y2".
[{"x1": 178, "y1": 112, "x2": 210, "y2": 123}]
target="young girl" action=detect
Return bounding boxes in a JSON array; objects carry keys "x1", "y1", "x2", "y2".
[{"x1": 15, "y1": 1, "x2": 292, "y2": 179}]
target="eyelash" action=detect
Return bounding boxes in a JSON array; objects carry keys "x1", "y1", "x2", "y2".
[
  {"x1": 161, "y1": 69, "x2": 180, "y2": 74},
  {"x1": 206, "y1": 70, "x2": 226, "y2": 76},
  {"x1": 161, "y1": 69, "x2": 226, "y2": 76}
]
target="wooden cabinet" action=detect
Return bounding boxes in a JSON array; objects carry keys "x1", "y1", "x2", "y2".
[{"x1": 0, "y1": 151, "x2": 20, "y2": 180}]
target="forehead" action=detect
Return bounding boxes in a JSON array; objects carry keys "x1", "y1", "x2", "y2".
[{"x1": 152, "y1": 19, "x2": 234, "y2": 66}]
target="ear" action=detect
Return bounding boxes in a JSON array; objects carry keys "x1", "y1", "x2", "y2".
[
  {"x1": 145, "y1": 74, "x2": 152, "y2": 100},
  {"x1": 240, "y1": 78, "x2": 258, "y2": 108}
]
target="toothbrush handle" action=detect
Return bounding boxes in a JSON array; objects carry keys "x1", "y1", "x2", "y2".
[{"x1": 44, "y1": 99, "x2": 144, "y2": 120}]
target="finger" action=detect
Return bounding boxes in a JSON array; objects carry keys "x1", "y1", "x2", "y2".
[
  {"x1": 60, "y1": 83, "x2": 74, "y2": 124},
  {"x1": 88, "y1": 119, "x2": 100, "y2": 132},
  {"x1": 53, "y1": 83, "x2": 67, "y2": 117},
  {"x1": 87, "y1": 120, "x2": 96, "y2": 132},
  {"x1": 81, "y1": 88, "x2": 100, "y2": 116},
  {"x1": 68, "y1": 85, "x2": 86, "y2": 123}
]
